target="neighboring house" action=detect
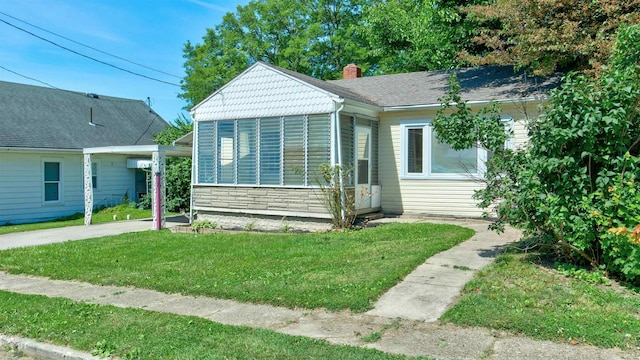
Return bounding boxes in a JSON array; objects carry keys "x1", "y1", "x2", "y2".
[
  {"x1": 189, "y1": 62, "x2": 561, "y2": 220},
  {"x1": 0, "y1": 81, "x2": 169, "y2": 225}
]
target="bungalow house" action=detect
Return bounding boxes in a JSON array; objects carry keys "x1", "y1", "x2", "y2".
[
  {"x1": 0, "y1": 80, "x2": 169, "y2": 225},
  {"x1": 189, "y1": 62, "x2": 560, "y2": 221}
]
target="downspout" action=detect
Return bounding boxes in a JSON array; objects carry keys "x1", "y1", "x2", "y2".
[{"x1": 334, "y1": 99, "x2": 346, "y2": 223}]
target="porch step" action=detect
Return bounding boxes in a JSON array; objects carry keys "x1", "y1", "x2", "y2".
[{"x1": 357, "y1": 212, "x2": 385, "y2": 222}]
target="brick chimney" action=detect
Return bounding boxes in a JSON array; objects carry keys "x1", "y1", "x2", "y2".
[{"x1": 343, "y1": 63, "x2": 362, "y2": 79}]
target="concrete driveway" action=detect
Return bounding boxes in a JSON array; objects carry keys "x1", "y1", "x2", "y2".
[{"x1": 0, "y1": 216, "x2": 188, "y2": 250}]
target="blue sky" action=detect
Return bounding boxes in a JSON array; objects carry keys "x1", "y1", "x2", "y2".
[{"x1": 0, "y1": 0, "x2": 249, "y2": 123}]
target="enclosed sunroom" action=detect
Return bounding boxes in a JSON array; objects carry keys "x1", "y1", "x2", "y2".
[{"x1": 190, "y1": 62, "x2": 381, "y2": 220}]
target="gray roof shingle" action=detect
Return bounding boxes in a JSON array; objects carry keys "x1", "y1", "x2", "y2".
[
  {"x1": 0, "y1": 81, "x2": 169, "y2": 150},
  {"x1": 328, "y1": 66, "x2": 563, "y2": 107}
]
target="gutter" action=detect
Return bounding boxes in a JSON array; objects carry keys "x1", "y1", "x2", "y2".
[
  {"x1": 0, "y1": 147, "x2": 81, "y2": 153},
  {"x1": 382, "y1": 96, "x2": 548, "y2": 112}
]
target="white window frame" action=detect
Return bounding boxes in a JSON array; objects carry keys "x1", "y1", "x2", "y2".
[
  {"x1": 400, "y1": 120, "x2": 513, "y2": 180},
  {"x1": 42, "y1": 158, "x2": 63, "y2": 204}
]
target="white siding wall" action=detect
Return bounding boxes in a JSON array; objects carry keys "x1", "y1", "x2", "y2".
[
  {"x1": 378, "y1": 102, "x2": 536, "y2": 217},
  {"x1": 0, "y1": 151, "x2": 135, "y2": 225},
  {"x1": 91, "y1": 154, "x2": 136, "y2": 208}
]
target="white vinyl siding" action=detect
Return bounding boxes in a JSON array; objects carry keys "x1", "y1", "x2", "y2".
[
  {"x1": 195, "y1": 114, "x2": 330, "y2": 187},
  {"x1": 380, "y1": 108, "x2": 528, "y2": 217},
  {"x1": 0, "y1": 152, "x2": 136, "y2": 225}
]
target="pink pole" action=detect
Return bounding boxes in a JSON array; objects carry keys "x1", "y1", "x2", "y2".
[{"x1": 154, "y1": 172, "x2": 162, "y2": 230}]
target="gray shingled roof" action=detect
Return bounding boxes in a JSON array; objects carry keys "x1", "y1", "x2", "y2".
[
  {"x1": 329, "y1": 66, "x2": 563, "y2": 107},
  {"x1": 0, "y1": 81, "x2": 169, "y2": 150}
]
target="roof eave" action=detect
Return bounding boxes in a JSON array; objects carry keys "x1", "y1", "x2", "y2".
[{"x1": 382, "y1": 96, "x2": 548, "y2": 112}]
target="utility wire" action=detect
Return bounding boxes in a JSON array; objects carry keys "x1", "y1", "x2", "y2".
[
  {"x1": 0, "y1": 11, "x2": 182, "y2": 79},
  {"x1": 0, "y1": 64, "x2": 149, "y2": 104},
  {"x1": 0, "y1": 64, "x2": 60, "y2": 89},
  {"x1": 0, "y1": 18, "x2": 181, "y2": 87}
]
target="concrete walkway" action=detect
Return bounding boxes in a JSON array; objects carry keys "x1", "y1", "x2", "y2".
[
  {"x1": 0, "y1": 216, "x2": 188, "y2": 250},
  {"x1": 0, "y1": 217, "x2": 638, "y2": 360}
]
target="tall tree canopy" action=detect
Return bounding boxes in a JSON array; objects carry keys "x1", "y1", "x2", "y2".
[
  {"x1": 180, "y1": 0, "x2": 640, "y2": 108},
  {"x1": 462, "y1": 0, "x2": 640, "y2": 75},
  {"x1": 362, "y1": 0, "x2": 482, "y2": 73},
  {"x1": 180, "y1": 0, "x2": 372, "y2": 109}
]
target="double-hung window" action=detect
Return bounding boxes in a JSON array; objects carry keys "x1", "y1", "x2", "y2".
[
  {"x1": 43, "y1": 161, "x2": 62, "y2": 203},
  {"x1": 401, "y1": 121, "x2": 486, "y2": 180}
]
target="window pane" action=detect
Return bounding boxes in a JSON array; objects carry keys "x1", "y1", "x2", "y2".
[
  {"x1": 340, "y1": 115, "x2": 354, "y2": 186},
  {"x1": 260, "y1": 118, "x2": 281, "y2": 185},
  {"x1": 283, "y1": 116, "x2": 305, "y2": 186},
  {"x1": 217, "y1": 121, "x2": 235, "y2": 184},
  {"x1": 44, "y1": 162, "x2": 60, "y2": 181},
  {"x1": 44, "y1": 183, "x2": 59, "y2": 201},
  {"x1": 407, "y1": 128, "x2": 423, "y2": 173},
  {"x1": 307, "y1": 115, "x2": 330, "y2": 182},
  {"x1": 91, "y1": 163, "x2": 98, "y2": 189},
  {"x1": 197, "y1": 121, "x2": 215, "y2": 183},
  {"x1": 237, "y1": 120, "x2": 257, "y2": 184},
  {"x1": 431, "y1": 131, "x2": 477, "y2": 174}
]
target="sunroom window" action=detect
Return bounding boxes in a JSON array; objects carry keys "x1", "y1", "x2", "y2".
[{"x1": 196, "y1": 115, "x2": 330, "y2": 186}]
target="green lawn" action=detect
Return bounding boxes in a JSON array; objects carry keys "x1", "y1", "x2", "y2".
[
  {"x1": 0, "y1": 204, "x2": 159, "y2": 235},
  {"x1": 441, "y1": 252, "x2": 640, "y2": 349},
  {"x1": 0, "y1": 291, "x2": 423, "y2": 360},
  {"x1": 0, "y1": 222, "x2": 474, "y2": 312}
]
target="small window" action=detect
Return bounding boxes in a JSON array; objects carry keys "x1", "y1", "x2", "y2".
[
  {"x1": 91, "y1": 162, "x2": 98, "y2": 189},
  {"x1": 44, "y1": 161, "x2": 61, "y2": 202},
  {"x1": 406, "y1": 127, "x2": 423, "y2": 174}
]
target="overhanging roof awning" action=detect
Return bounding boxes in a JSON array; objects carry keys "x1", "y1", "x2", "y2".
[
  {"x1": 83, "y1": 144, "x2": 192, "y2": 157},
  {"x1": 173, "y1": 132, "x2": 193, "y2": 147}
]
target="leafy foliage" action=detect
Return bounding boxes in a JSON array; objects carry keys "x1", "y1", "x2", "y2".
[
  {"x1": 463, "y1": 0, "x2": 640, "y2": 75},
  {"x1": 434, "y1": 25, "x2": 640, "y2": 285},
  {"x1": 362, "y1": 0, "x2": 481, "y2": 72},
  {"x1": 315, "y1": 164, "x2": 357, "y2": 229},
  {"x1": 180, "y1": 0, "x2": 373, "y2": 108}
]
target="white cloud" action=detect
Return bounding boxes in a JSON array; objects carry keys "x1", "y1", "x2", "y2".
[{"x1": 187, "y1": 0, "x2": 231, "y2": 13}]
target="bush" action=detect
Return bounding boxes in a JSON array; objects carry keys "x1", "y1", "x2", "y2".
[{"x1": 433, "y1": 25, "x2": 640, "y2": 285}]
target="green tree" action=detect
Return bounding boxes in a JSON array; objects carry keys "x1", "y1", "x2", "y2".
[
  {"x1": 362, "y1": 0, "x2": 482, "y2": 73},
  {"x1": 463, "y1": 0, "x2": 640, "y2": 75},
  {"x1": 180, "y1": 0, "x2": 372, "y2": 108},
  {"x1": 153, "y1": 114, "x2": 193, "y2": 213},
  {"x1": 433, "y1": 25, "x2": 640, "y2": 285}
]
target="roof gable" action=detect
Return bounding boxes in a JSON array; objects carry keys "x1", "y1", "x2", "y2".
[
  {"x1": 192, "y1": 62, "x2": 357, "y2": 121},
  {"x1": 0, "y1": 81, "x2": 169, "y2": 150}
]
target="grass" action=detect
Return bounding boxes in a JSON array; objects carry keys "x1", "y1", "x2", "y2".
[
  {"x1": 0, "y1": 204, "x2": 159, "y2": 235},
  {"x1": 441, "y1": 251, "x2": 640, "y2": 349},
  {"x1": 0, "y1": 222, "x2": 473, "y2": 312},
  {"x1": 0, "y1": 290, "x2": 424, "y2": 360}
]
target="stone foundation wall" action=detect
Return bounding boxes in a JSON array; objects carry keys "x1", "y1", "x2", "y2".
[{"x1": 192, "y1": 186, "x2": 329, "y2": 218}]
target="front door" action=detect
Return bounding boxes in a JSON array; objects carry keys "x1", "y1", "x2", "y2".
[{"x1": 355, "y1": 125, "x2": 371, "y2": 210}]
